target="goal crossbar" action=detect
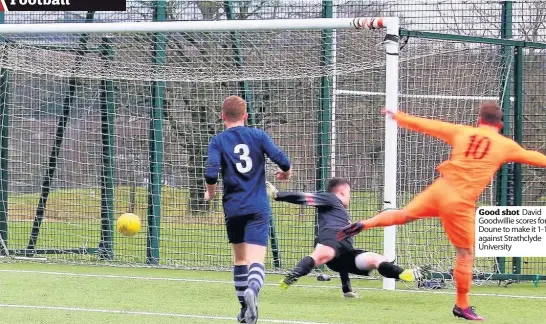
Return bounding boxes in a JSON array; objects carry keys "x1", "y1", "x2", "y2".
[{"x1": 0, "y1": 17, "x2": 397, "y2": 34}]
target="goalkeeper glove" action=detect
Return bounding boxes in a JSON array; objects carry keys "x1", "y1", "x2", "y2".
[
  {"x1": 266, "y1": 181, "x2": 278, "y2": 199},
  {"x1": 337, "y1": 222, "x2": 364, "y2": 241}
]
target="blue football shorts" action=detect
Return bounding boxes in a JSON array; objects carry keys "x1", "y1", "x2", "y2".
[{"x1": 225, "y1": 211, "x2": 270, "y2": 246}]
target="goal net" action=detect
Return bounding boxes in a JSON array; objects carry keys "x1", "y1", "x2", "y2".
[
  {"x1": 0, "y1": 18, "x2": 397, "y2": 270},
  {"x1": 0, "y1": 18, "x2": 506, "y2": 287}
]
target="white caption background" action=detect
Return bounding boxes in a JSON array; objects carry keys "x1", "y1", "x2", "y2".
[{"x1": 475, "y1": 206, "x2": 546, "y2": 257}]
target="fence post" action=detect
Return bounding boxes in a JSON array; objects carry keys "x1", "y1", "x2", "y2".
[
  {"x1": 317, "y1": 0, "x2": 333, "y2": 192},
  {"x1": 314, "y1": 0, "x2": 333, "y2": 271},
  {"x1": 0, "y1": 12, "x2": 9, "y2": 250},
  {"x1": 495, "y1": 0, "x2": 513, "y2": 274},
  {"x1": 317, "y1": 3, "x2": 333, "y2": 217},
  {"x1": 98, "y1": 37, "x2": 116, "y2": 261},
  {"x1": 512, "y1": 45, "x2": 523, "y2": 275},
  {"x1": 147, "y1": 1, "x2": 166, "y2": 265}
]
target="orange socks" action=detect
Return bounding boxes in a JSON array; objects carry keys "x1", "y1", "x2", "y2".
[
  {"x1": 362, "y1": 210, "x2": 410, "y2": 229},
  {"x1": 454, "y1": 254, "x2": 473, "y2": 309}
]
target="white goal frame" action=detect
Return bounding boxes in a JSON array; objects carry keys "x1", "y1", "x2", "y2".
[{"x1": 0, "y1": 17, "x2": 400, "y2": 290}]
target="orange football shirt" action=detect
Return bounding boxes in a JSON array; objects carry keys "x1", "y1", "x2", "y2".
[{"x1": 394, "y1": 111, "x2": 546, "y2": 201}]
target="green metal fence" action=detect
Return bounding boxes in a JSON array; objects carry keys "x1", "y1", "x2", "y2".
[{"x1": 0, "y1": 1, "x2": 545, "y2": 282}]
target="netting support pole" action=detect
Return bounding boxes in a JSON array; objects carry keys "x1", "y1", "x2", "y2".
[
  {"x1": 26, "y1": 11, "x2": 95, "y2": 254},
  {"x1": 223, "y1": 0, "x2": 280, "y2": 268},
  {"x1": 382, "y1": 18, "x2": 400, "y2": 291},
  {"x1": 495, "y1": 0, "x2": 513, "y2": 275},
  {"x1": 146, "y1": 1, "x2": 166, "y2": 265},
  {"x1": 98, "y1": 37, "x2": 116, "y2": 261},
  {"x1": 314, "y1": 1, "x2": 334, "y2": 272},
  {"x1": 0, "y1": 12, "x2": 9, "y2": 250},
  {"x1": 330, "y1": 0, "x2": 338, "y2": 178},
  {"x1": 512, "y1": 45, "x2": 523, "y2": 275}
]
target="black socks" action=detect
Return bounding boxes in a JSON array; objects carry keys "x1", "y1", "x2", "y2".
[
  {"x1": 377, "y1": 261, "x2": 404, "y2": 279},
  {"x1": 293, "y1": 256, "x2": 316, "y2": 277},
  {"x1": 339, "y1": 271, "x2": 352, "y2": 293}
]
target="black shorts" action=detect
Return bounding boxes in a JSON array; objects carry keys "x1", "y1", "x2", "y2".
[
  {"x1": 326, "y1": 249, "x2": 371, "y2": 277},
  {"x1": 225, "y1": 212, "x2": 270, "y2": 246},
  {"x1": 317, "y1": 229, "x2": 354, "y2": 257}
]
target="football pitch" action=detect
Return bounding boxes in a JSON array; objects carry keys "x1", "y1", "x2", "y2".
[{"x1": 1, "y1": 263, "x2": 544, "y2": 324}]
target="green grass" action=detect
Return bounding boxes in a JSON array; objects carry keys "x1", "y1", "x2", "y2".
[
  {"x1": 4, "y1": 186, "x2": 546, "y2": 275},
  {"x1": 0, "y1": 262, "x2": 545, "y2": 324}
]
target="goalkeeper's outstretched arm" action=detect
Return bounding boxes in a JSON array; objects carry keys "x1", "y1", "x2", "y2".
[
  {"x1": 275, "y1": 191, "x2": 338, "y2": 207},
  {"x1": 266, "y1": 182, "x2": 337, "y2": 207}
]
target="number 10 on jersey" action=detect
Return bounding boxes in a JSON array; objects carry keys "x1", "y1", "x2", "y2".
[{"x1": 465, "y1": 135, "x2": 491, "y2": 160}]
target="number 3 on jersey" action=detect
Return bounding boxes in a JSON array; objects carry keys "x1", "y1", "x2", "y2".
[
  {"x1": 234, "y1": 144, "x2": 253, "y2": 173},
  {"x1": 465, "y1": 135, "x2": 491, "y2": 159}
]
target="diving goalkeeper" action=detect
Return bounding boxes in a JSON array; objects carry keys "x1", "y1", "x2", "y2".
[{"x1": 267, "y1": 178, "x2": 421, "y2": 297}]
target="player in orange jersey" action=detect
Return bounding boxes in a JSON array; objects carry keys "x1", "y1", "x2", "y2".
[{"x1": 337, "y1": 101, "x2": 546, "y2": 321}]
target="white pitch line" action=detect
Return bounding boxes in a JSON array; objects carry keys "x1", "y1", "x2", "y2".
[
  {"x1": 1, "y1": 269, "x2": 545, "y2": 300},
  {"x1": 0, "y1": 304, "x2": 338, "y2": 324}
]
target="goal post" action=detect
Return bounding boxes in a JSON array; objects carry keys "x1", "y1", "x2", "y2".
[
  {"x1": 0, "y1": 17, "x2": 401, "y2": 281},
  {"x1": 382, "y1": 18, "x2": 400, "y2": 290}
]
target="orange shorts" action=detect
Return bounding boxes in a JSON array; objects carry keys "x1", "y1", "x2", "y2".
[{"x1": 403, "y1": 179, "x2": 476, "y2": 249}]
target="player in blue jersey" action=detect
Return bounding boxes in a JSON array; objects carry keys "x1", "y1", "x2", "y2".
[
  {"x1": 204, "y1": 96, "x2": 292, "y2": 324},
  {"x1": 266, "y1": 178, "x2": 421, "y2": 297}
]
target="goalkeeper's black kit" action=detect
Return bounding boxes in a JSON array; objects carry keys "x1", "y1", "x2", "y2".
[{"x1": 274, "y1": 192, "x2": 371, "y2": 276}]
